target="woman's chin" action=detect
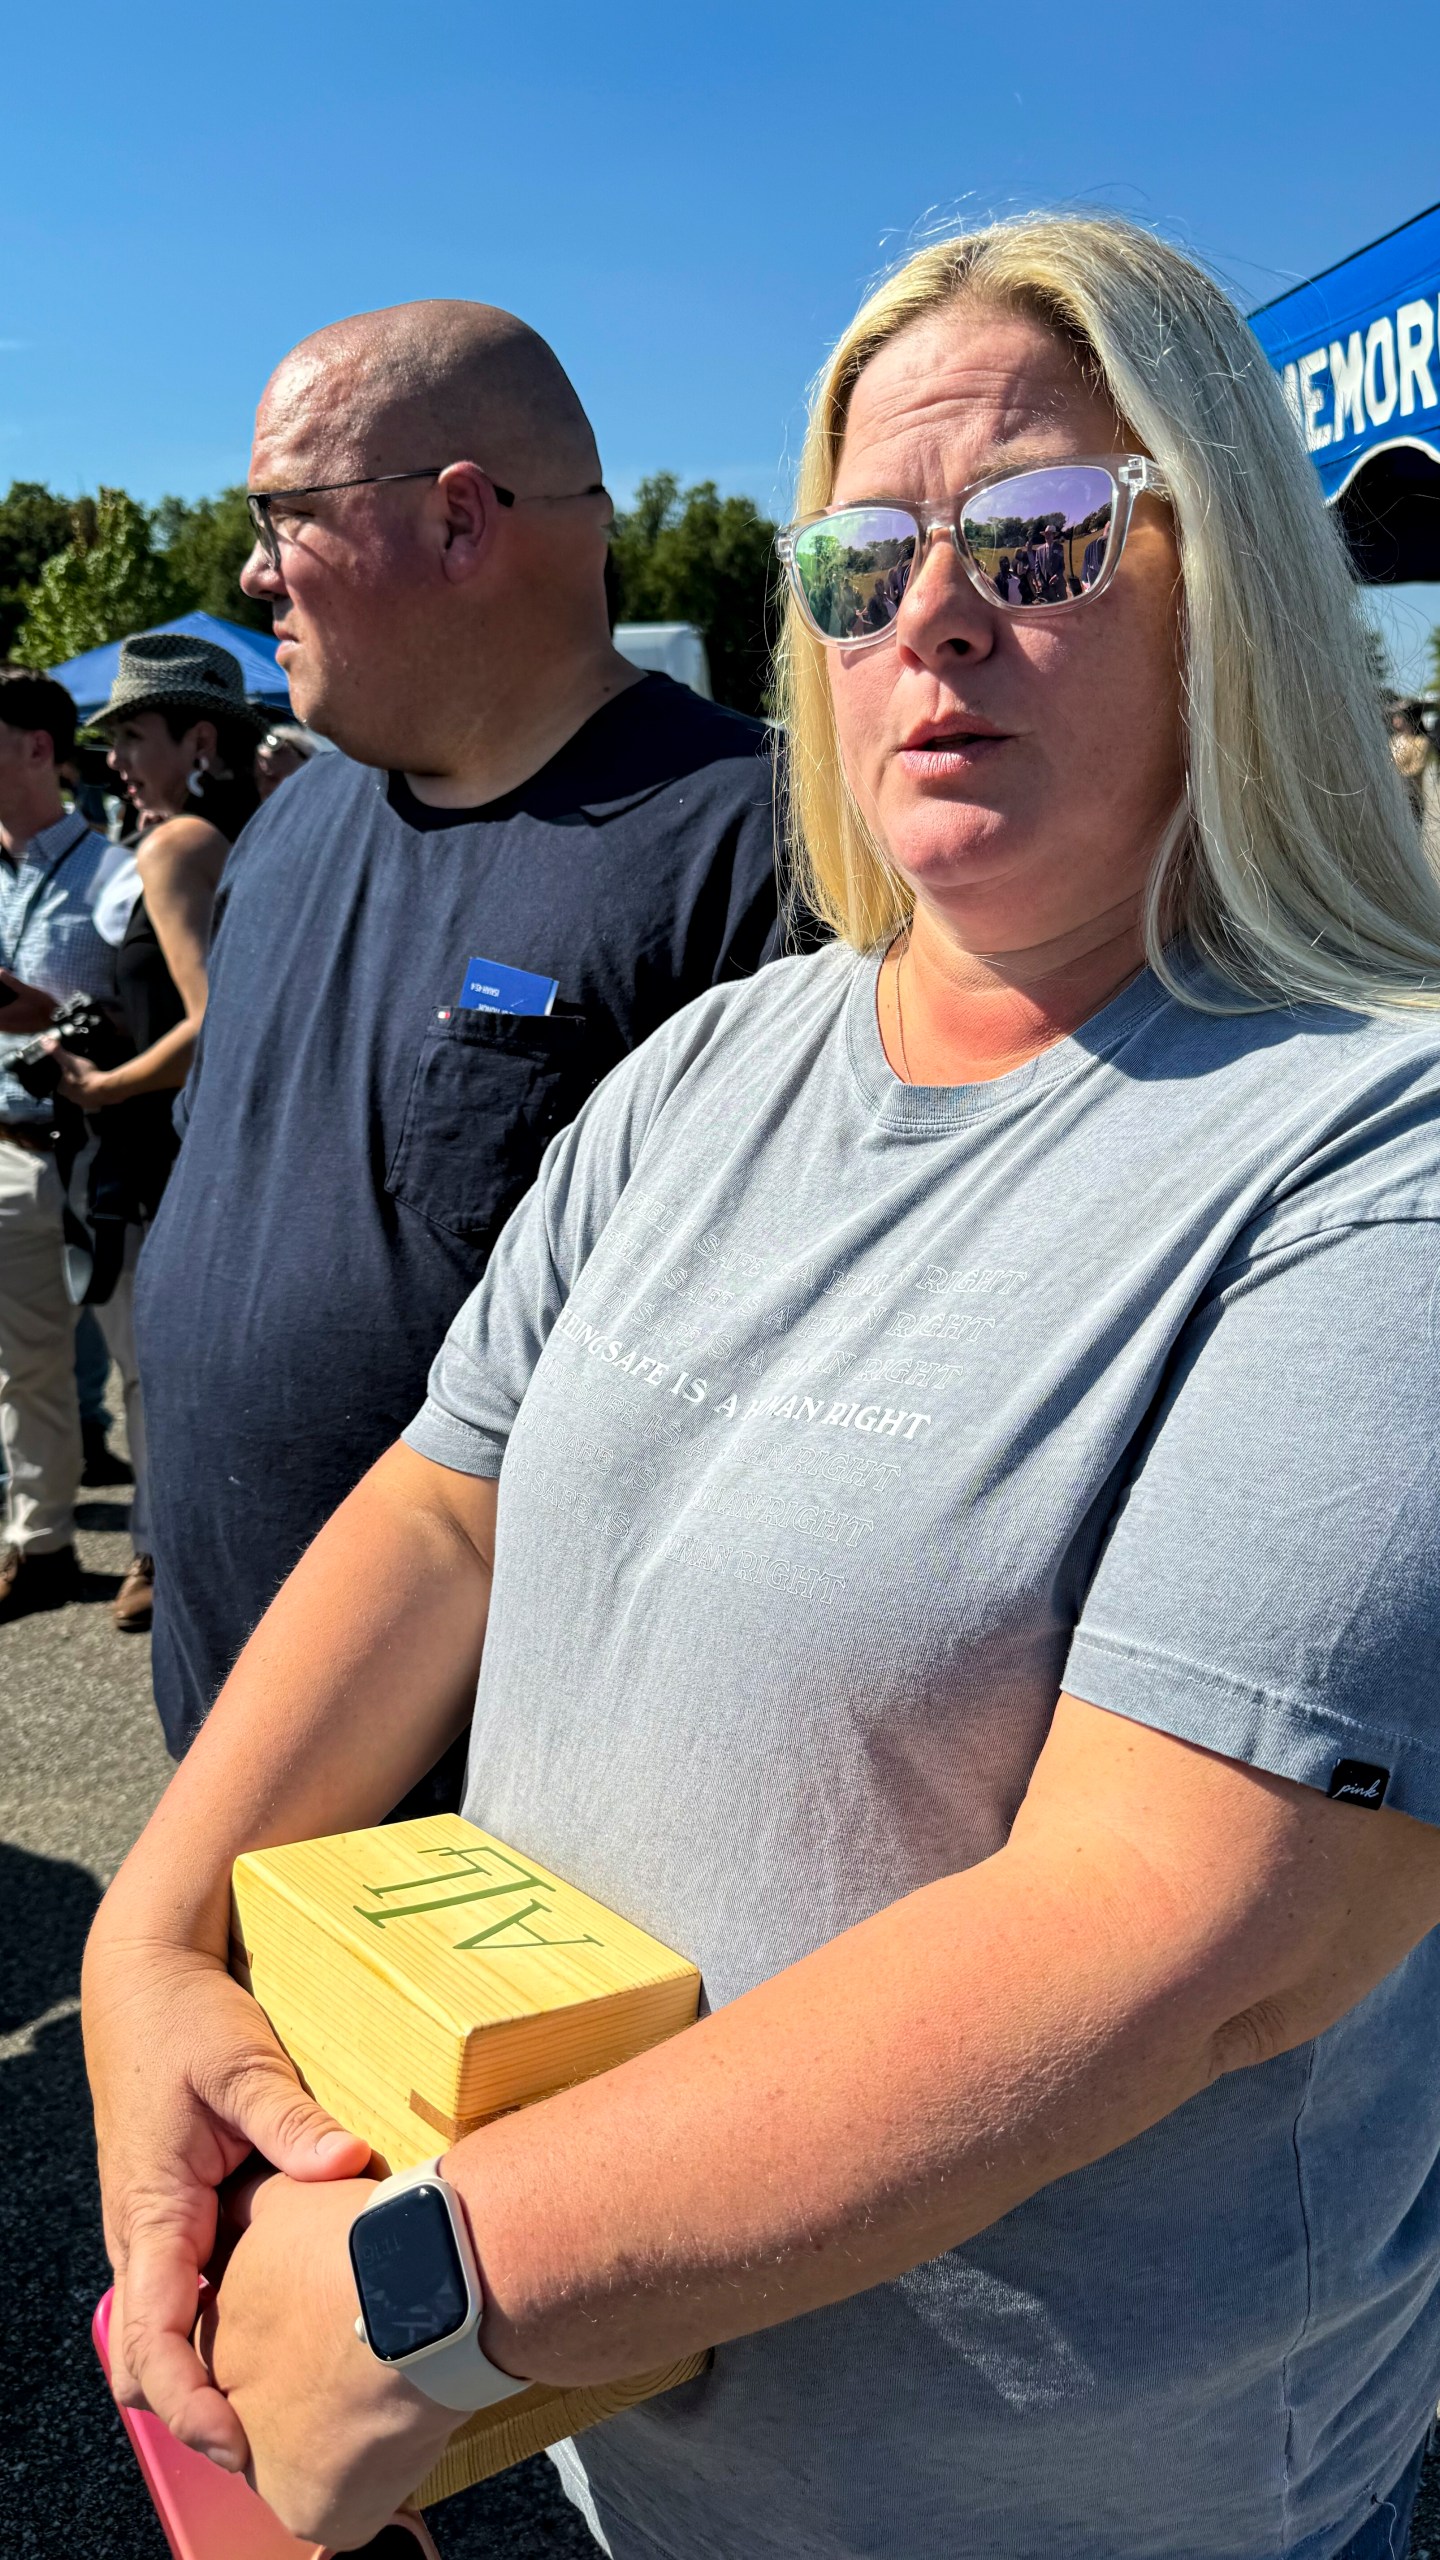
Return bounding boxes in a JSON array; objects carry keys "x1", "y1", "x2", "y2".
[{"x1": 884, "y1": 816, "x2": 1030, "y2": 904}]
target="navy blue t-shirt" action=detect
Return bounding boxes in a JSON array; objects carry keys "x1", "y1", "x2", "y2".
[{"x1": 135, "y1": 674, "x2": 778, "y2": 1752}]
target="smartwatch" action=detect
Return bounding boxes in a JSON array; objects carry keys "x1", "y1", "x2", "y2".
[{"x1": 348, "y1": 2158, "x2": 529, "y2": 2413}]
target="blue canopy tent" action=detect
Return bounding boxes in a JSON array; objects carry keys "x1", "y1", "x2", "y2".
[
  {"x1": 1250, "y1": 201, "x2": 1440, "y2": 584},
  {"x1": 51, "y1": 609, "x2": 289, "y2": 723}
]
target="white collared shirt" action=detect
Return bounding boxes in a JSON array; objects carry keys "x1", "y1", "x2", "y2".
[{"x1": 0, "y1": 808, "x2": 122, "y2": 1121}]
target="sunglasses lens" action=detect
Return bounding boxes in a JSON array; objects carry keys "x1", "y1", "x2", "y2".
[
  {"x1": 961, "y1": 466, "x2": 1117, "y2": 608},
  {"x1": 790, "y1": 507, "x2": 918, "y2": 640}
]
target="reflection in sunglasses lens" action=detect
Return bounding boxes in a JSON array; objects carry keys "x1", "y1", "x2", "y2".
[
  {"x1": 962, "y1": 466, "x2": 1116, "y2": 608},
  {"x1": 792, "y1": 507, "x2": 918, "y2": 640}
]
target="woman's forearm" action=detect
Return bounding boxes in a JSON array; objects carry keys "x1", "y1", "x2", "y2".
[
  {"x1": 450, "y1": 1828, "x2": 1219, "y2": 2386},
  {"x1": 94, "y1": 1445, "x2": 497, "y2": 1960},
  {"x1": 450, "y1": 1701, "x2": 1440, "y2": 2389},
  {"x1": 92, "y1": 1018, "x2": 198, "y2": 1100}
]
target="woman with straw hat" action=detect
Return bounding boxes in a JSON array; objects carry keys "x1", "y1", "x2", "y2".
[{"x1": 53, "y1": 632, "x2": 265, "y2": 1628}]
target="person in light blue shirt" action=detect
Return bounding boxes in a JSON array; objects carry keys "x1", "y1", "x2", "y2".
[
  {"x1": 87, "y1": 215, "x2": 1440, "y2": 2560},
  {"x1": 0, "y1": 666, "x2": 122, "y2": 1617}
]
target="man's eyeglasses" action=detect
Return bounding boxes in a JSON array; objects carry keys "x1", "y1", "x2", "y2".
[
  {"x1": 776, "y1": 456, "x2": 1169, "y2": 646},
  {"x1": 245, "y1": 465, "x2": 605, "y2": 570}
]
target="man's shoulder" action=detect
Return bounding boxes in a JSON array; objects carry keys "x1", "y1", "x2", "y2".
[
  {"x1": 615, "y1": 942, "x2": 854, "y2": 1091},
  {"x1": 256, "y1": 747, "x2": 374, "y2": 822},
  {"x1": 575, "y1": 676, "x2": 773, "y2": 817},
  {"x1": 206, "y1": 755, "x2": 388, "y2": 965},
  {"x1": 634, "y1": 676, "x2": 770, "y2": 766},
  {"x1": 46, "y1": 820, "x2": 114, "y2": 891},
  {"x1": 223, "y1": 752, "x2": 383, "y2": 874},
  {"x1": 50, "y1": 826, "x2": 108, "y2": 890},
  {"x1": 21, "y1": 822, "x2": 119, "y2": 926}
]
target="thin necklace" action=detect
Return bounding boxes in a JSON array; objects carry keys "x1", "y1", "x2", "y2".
[
  {"x1": 893, "y1": 926, "x2": 1147, "y2": 1092},
  {"x1": 894, "y1": 927, "x2": 914, "y2": 1085}
]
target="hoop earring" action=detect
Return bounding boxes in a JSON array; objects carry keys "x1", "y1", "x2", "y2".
[{"x1": 187, "y1": 753, "x2": 210, "y2": 799}]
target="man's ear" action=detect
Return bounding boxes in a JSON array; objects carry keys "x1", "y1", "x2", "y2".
[{"x1": 434, "y1": 462, "x2": 500, "y2": 583}]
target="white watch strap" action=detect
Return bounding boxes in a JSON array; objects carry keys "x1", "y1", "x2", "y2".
[{"x1": 355, "y1": 2157, "x2": 529, "y2": 2413}]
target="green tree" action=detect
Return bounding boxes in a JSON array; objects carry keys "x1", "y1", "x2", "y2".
[
  {"x1": 153, "y1": 486, "x2": 270, "y2": 631},
  {"x1": 0, "y1": 481, "x2": 93, "y2": 659},
  {"x1": 608, "y1": 472, "x2": 779, "y2": 717},
  {"x1": 15, "y1": 487, "x2": 182, "y2": 667},
  {"x1": 1428, "y1": 623, "x2": 1440, "y2": 699},
  {"x1": 1358, "y1": 620, "x2": 1391, "y2": 695}
]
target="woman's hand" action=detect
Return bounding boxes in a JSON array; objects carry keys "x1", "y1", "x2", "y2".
[
  {"x1": 200, "y1": 2172, "x2": 459, "y2": 2544},
  {"x1": 79, "y1": 1445, "x2": 495, "y2": 2463},
  {"x1": 50, "y1": 1043, "x2": 117, "y2": 1108},
  {"x1": 81, "y1": 1934, "x2": 371, "y2": 2470}
]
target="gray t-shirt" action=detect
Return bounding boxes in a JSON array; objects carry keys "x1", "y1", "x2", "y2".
[{"x1": 406, "y1": 944, "x2": 1440, "y2": 2560}]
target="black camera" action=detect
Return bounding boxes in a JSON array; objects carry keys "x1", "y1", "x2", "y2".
[{"x1": 10, "y1": 995, "x2": 130, "y2": 1103}]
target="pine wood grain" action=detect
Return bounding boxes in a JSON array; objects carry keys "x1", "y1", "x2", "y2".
[
  {"x1": 230, "y1": 1815, "x2": 706, "y2": 2500},
  {"x1": 413, "y1": 2356, "x2": 711, "y2": 2508}
]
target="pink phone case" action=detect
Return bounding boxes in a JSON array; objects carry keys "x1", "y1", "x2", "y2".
[{"x1": 92, "y1": 2290, "x2": 440, "y2": 2560}]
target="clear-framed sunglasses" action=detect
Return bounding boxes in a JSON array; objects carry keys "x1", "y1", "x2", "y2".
[{"x1": 776, "y1": 455, "x2": 1169, "y2": 646}]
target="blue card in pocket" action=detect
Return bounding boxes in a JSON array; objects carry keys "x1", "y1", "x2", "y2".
[{"x1": 459, "y1": 955, "x2": 559, "y2": 1016}]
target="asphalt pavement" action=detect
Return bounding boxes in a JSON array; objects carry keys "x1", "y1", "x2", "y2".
[
  {"x1": 2, "y1": 1394, "x2": 1437, "y2": 2558},
  {"x1": 0, "y1": 1393, "x2": 590, "y2": 2560}
]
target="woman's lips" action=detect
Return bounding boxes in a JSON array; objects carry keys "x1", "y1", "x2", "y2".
[{"x1": 899, "y1": 733, "x2": 1008, "y2": 776}]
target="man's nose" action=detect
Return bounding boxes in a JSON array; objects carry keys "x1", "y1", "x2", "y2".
[{"x1": 239, "y1": 541, "x2": 285, "y2": 602}]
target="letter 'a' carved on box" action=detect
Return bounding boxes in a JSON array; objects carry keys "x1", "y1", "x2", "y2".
[{"x1": 230, "y1": 1815, "x2": 706, "y2": 2504}]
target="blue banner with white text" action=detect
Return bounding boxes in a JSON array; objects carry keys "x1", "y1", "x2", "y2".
[{"x1": 1250, "y1": 203, "x2": 1440, "y2": 502}]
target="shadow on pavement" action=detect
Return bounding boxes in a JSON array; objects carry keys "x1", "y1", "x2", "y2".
[
  {"x1": 75, "y1": 1574, "x2": 124, "y2": 1607},
  {"x1": 0, "y1": 1839, "x2": 167, "y2": 2557},
  {"x1": 431, "y1": 2461, "x2": 596, "y2": 2558},
  {"x1": 0, "y1": 1840, "x2": 592, "y2": 2560}
]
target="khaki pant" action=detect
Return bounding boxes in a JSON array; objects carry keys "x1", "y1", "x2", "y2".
[{"x1": 0, "y1": 1135, "x2": 80, "y2": 1555}]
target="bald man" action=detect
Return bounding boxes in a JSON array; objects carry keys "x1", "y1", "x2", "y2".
[{"x1": 133, "y1": 300, "x2": 778, "y2": 1757}]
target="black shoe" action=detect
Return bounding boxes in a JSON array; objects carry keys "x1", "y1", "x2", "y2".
[
  {"x1": 82, "y1": 1418, "x2": 134, "y2": 1487},
  {"x1": 0, "y1": 1543, "x2": 82, "y2": 1621}
]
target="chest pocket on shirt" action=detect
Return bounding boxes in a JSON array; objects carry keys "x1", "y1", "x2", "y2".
[{"x1": 385, "y1": 1007, "x2": 595, "y2": 1247}]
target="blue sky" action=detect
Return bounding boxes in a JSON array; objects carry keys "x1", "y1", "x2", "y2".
[{"x1": 3, "y1": 0, "x2": 1437, "y2": 681}]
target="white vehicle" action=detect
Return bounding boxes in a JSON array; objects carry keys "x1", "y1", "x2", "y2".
[{"x1": 612, "y1": 621, "x2": 712, "y2": 697}]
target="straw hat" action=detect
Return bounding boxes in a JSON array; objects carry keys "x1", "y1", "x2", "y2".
[{"x1": 87, "y1": 631, "x2": 272, "y2": 735}]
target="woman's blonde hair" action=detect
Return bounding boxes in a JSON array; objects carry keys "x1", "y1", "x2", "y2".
[{"x1": 776, "y1": 212, "x2": 1440, "y2": 1012}]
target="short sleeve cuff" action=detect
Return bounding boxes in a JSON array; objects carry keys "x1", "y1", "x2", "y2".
[
  {"x1": 401, "y1": 1399, "x2": 507, "y2": 1481},
  {"x1": 1063, "y1": 1629, "x2": 1440, "y2": 1829}
]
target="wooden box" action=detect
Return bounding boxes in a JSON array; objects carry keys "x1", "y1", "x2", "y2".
[{"x1": 230, "y1": 1815, "x2": 705, "y2": 2505}]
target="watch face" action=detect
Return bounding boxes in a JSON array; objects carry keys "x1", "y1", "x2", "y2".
[{"x1": 349, "y1": 2186, "x2": 471, "y2": 2362}]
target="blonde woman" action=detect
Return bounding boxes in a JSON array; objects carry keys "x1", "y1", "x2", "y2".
[{"x1": 86, "y1": 216, "x2": 1440, "y2": 2560}]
